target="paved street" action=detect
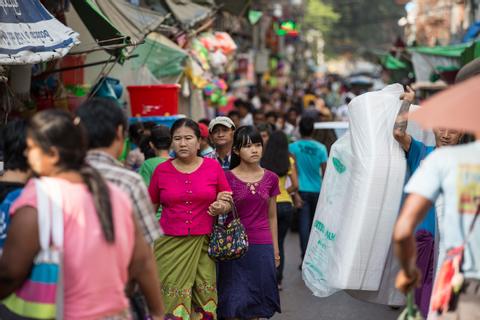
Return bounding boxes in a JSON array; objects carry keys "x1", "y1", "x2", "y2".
[{"x1": 273, "y1": 232, "x2": 402, "y2": 320}]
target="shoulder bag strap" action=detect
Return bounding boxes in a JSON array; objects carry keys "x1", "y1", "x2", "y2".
[
  {"x1": 230, "y1": 199, "x2": 239, "y2": 220},
  {"x1": 35, "y1": 179, "x2": 50, "y2": 252},
  {"x1": 38, "y1": 178, "x2": 64, "y2": 319}
]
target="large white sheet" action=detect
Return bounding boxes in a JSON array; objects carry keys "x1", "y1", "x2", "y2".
[{"x1": 302, "y1": 84, "x2": 409, "y2": 297}]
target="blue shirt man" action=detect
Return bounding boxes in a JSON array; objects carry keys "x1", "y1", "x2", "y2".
[{"x1": 406, "y1": 138, "x2": 436, "y2": 235}]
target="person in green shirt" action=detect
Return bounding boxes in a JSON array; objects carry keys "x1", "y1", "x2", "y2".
[{"x1": 139, "y1": 125, "x2": 171, "y2": 186}]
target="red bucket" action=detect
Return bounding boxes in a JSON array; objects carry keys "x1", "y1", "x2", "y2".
[{"x1": 127, "y1": 84, "x2": 180, "y2": 117}]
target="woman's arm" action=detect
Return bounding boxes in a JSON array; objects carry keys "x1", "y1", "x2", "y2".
[
  {"x1": 286, "y1": 164, "x2": 299, "y2": 195},
  {"x1": 128, "y1": 218, "x2": 165, "y2": 318},
  {"x1": 268, "y1": 197, "x2": 280, "y2": 268},
  {"x1": 0, "y1": 207, "x2": 40, "y2": 298}
]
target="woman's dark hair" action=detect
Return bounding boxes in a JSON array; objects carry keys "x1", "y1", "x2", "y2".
[
  {"x1": 170, "y1": 118, "x2": 201, "y2": 139},
  {"x1": 230, "y1": 126, "x2": 263, "y2": 170},
  {"x1": 28, "y1": 110, "x2": 115, "y2": 243},
  {"x1": 261, "y1": 131, "x2": 290, "y2": 177},
  {"x1": 1, "y1": 119, "x2": 29, "y2": 171}
]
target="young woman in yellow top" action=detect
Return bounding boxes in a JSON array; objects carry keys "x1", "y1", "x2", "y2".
[{"x1": 261, "y1": 130, "x2": 299, "y2": 290}]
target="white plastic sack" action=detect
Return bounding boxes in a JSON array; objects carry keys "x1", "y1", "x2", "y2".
[
  {"x1": 346, "y1": 105, "x2": 435, "y2": 306},
  {"x1": 302, "y1": 84, "x2": 408, "y2": 297}
]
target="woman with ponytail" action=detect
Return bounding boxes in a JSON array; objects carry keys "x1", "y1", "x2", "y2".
[{"x1": 0, "y1": 110, "x2": 164, "y2": 320}]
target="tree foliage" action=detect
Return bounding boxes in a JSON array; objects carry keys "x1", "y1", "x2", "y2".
[
  {"x1": 303, "y1": 0, "x2": 405, "y2": 57},
  {"x1": 303, "y1": 0, "x2": 340, "y2": 35}
]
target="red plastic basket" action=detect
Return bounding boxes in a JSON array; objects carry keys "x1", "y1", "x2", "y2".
[{"x1": 127, "y1": 84, "x2": 180, "y2": 117}]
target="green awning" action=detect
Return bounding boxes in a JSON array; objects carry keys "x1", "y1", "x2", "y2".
[
  {"x1": 461, "y1": 41, "x2": 480, "y2": 65},
  {"x1": 70, "y1": 0, "x2": 129, "y2": 58},
  {"x1": 381, "y1": 54, "x2": 408, "y2": 70},
  {"x1": 131, "y1": 32, "x2": 188, "y2": 79},
  {"x1": 408, "y1": 42, "x2": 471, "y2": 58}
]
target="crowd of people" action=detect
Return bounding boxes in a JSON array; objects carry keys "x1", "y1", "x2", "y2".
[
  {"x1": 0, "y1": 84, "x2": 332, "y2": 320},
  {"x1": 0, "y1": 66, "x2": 479, "y2": 320}
]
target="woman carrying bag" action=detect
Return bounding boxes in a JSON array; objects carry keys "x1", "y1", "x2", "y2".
[
  {"x1": 217, "y1": 126, "x2": 281, "y2": 319},
  {"x1": 148, "y1": 118, "x2": 232, "y2": 319},
  {"x1": 0, "y1": 110, "x2": 164, "y2": 320}
]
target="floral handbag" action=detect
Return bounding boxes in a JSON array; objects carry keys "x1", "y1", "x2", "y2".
[{"x1": 208, "y1": 201, "x2": 248, "y2": 261}]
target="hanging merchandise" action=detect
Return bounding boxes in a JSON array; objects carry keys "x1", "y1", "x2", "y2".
[
  {"x1": 190, "y1": 38, "x2": 210, "y2": 71},
  {"x1": 209, "y1": 50, "x2": 228, "y2": 74},
  {"x1": 185, "y1": 58, "x2": 209, "y2": 89},
  {"x1": 203, "y1": 78, "x2": 228, "y2": 107},
  {"x1": 199, "y1": 32, "x2": 237, "y2": 56},
  {"x1": 248, "y1": 10, "x2": 263, "y2": 25},
  {"x1": 214, "y1": 32, "x2": 237, "y2": 55},
  {"x1": 91, "y1": 77, "x2": 123, "y2": 100}
]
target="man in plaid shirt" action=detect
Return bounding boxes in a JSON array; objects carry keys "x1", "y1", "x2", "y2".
[{"x1": 76, "y1": 98, "x2": 162, "y2": 244}]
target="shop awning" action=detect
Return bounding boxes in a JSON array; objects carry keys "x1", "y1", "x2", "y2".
[
  {"x1": 408, "y1": 43, "x2": 471, "y2": 58},
  {"x1": 132, "y1": 32, "x2": 188, "y2": 79},
  {"x1": 148, "y1": 0, "x2": 214, "y2": 30},
  {"x1": 70, "y1": 0, "x2": 129, "y2": 58},
  {"x1": 84, "y1": 0, "x2": 167, "y2": 44},
  {"x1": 70, "y1": 0, "x2": 168, "y2": 59},
  {"x1": 380, "y1": 54, "x2": 408, "y2": 70},
  {"x1": 0, "y1": 0, "x2": 79, "y2": 65},
  {"x1": 408, "y1": 42, "x2": 479, "y2": 81}
]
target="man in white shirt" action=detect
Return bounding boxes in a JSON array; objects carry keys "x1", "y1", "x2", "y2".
[{"x1": 394, "y1": 132, "x2": 480, "y2": 320}]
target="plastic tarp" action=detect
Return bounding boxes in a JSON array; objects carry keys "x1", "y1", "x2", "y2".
[
  {"x1": 131, "y1": 32, "x2": 188, "y2": 78},
  {"x1": 87, "y1": 0, "x2": 166, "y2": 44},
  {"x1": 0, "y1": 0, "x2": 79, "y2": 65},
  {"x1": 302, "y1": 84, "x2": 408, "y2": 298},
  {"x1": 410, "y1": 52, "x2": 460, "y2": 82},
  {"x1": 164, "y1": 0, "x2": 213, "y2": 29}
]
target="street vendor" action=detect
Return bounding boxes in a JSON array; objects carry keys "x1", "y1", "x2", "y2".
[{"x1": 393, "y1": 86, "x2": 463, "y2": 317}]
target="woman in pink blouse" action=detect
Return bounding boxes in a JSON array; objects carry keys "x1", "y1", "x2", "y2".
[
  {"x1": 148, "y1": 118, "x2": 232, "y2": 319},
  {"x1": 0, "y1": 110, "x2": 164, "y2": 320}
]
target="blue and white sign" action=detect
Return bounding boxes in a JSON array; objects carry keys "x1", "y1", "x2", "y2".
[{"x1": 0, "y1": 0, "x2": 79, "y2": 64}]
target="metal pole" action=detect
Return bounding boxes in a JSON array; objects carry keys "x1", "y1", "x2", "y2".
[{"x1": 40, "y1": 54, "x2": 139, "y2": 75}]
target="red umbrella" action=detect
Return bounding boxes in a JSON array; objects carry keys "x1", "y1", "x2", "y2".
[{"x1": 410, "y1": 75, "x2": 480, "y2": 134}]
